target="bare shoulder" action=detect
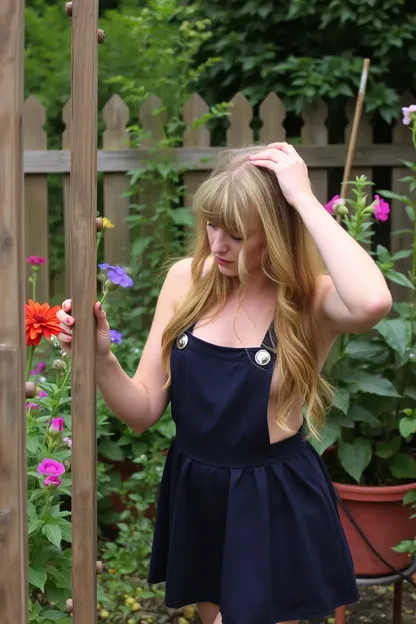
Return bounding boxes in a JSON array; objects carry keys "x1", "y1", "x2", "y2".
[{"x1": 163, "y1": 257, "x2": 193, "y2": 311}]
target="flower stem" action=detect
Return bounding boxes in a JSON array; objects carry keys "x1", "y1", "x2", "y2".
[{"x1": 26, "y1": 345, "x2": 35, "y2": 381}]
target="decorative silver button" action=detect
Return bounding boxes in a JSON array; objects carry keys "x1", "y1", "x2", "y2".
[
  {"x1": 176, "y1": 333, "x2": 189, "y2": 350},
  {"x1": 255, "y1": 349, "x2": 271, "y2": 366}
]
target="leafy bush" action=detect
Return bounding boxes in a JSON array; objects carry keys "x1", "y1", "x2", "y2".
[{"x1": 315, "y1": 104, "x2": 416, "y2": 485}]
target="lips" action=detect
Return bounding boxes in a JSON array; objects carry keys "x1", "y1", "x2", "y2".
[{"x1": 216, "y1": 257, "x2": 231, "y2": 265}]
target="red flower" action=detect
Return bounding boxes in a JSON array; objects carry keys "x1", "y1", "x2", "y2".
[{"x1": 25, "y1": 299, "x2": 61, "y2": 347}]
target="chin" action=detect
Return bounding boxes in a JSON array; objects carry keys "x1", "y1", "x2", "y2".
[{"x1": 217, "y1": 264, "x2": 237, "y2": 277}]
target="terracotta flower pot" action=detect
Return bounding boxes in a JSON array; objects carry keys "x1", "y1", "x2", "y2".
[{"x1": 334, "y1": 481, "x2": 416, "y2": 576}]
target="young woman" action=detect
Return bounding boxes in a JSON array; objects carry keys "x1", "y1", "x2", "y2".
[{"x1": 57, "y1": 143, "x2": 392, "y2": 624}]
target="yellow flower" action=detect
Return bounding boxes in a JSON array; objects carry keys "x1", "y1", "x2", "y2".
[
  {"x1": 131, "y1": 602, "x2": 141, "y2": 611},
  {"x1": 102, "y1": 217, "x2": 115, "y2": 229},
  {"x1": 183, "y1": 605, "x2": 195, "y2": 618},
  {"x1": 99, "y1": 610, "x2": 109, "y2": 620},
  {"x1": 125, "y1": 597, "x2": 135, "y2": 606}
]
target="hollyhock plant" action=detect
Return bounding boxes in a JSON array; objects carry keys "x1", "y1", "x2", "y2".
[
  {"x1": 318, "y1": 106, "x2": 416, "y2": 510},
  {"x1": 324, "y1": 194, "x2": 346, "y2": 215}
]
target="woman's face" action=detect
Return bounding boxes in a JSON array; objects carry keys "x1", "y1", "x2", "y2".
[{"x1": 206, "y1": 209, "x2": 266, "y2": 277}]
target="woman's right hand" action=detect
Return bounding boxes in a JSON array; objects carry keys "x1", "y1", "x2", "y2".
[{"x1": 56, "y1": 299, "x2": 112, "y2": 359}]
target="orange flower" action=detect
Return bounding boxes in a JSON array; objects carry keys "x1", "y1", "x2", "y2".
[{"x1": 25, "y1": 299, "x2": 61, "y2": 347}]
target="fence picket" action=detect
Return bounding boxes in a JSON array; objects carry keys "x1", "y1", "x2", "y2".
[
  {"x1": 102, "y1": 95, "x2": 131, "y2": 265},
  {"x1": 301, "y1": 100, "x2": 328, "y2": 205},
  {"x1": 259, "y1": 93, "x2": 286, "y2": 144},
  {"x1": 23, "y1": 95, "x2": 48, "y2": 302},
  {"x1": 227, "y1": 93, "x2": 253, "y2": 146}
]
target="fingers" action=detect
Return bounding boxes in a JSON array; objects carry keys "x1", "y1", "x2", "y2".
[{"x1": 266, "y1": 141, "x2": 303, "y2": 162}]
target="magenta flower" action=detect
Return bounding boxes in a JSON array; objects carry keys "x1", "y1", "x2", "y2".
[
  {"x1": 402, "y1": 105, "x2": 416, "y2": 126},
  {"x1": 373, "y1": 195, "x2": 390, "y2": 222},
  {"x1": 98, "y1": 263, "x2": 133, "y2": 288},
  {"x1": 31, "y1": 361, "x2": 46, "y2": 376},
  {"x1": 26, "y1": 402, "x2": 40, "y2": 410},
  {"x1": 37, "y1": 458, "x2": 65, "y2": 477},
  {"x1": 44, "y1": 475, "x2": 62, "y2": 487},
  {"x1": 26, "y1": 256, "x2": 47, "y2": 266},
  {"x1": 38, "y1": 389, "x2": 48, "y2": 398},
  {"x1": 63, "y1": 436, "x2": 72, "y2": 449},
  {"x1": 324, "y1": 195, "x2": 345, "y2": 214},
  {"x1": 49, "y1": 417, "x2": 65, "y2": 433}
]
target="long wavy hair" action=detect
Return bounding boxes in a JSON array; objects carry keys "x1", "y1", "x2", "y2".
[{"x1": 161, "y1": 145, "x2": 333, "y2": 437}]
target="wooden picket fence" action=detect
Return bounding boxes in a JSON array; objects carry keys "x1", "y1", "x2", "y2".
[{"x1": 23, "y1": 91, "x2": 416, "y2": 303}]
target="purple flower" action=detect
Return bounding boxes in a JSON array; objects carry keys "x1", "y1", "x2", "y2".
[
  {"x1": 110, "y1": 329, "x2": 123, "y2": 344},
  {"x1": 63, "y1": 436, "x2": 72, "y2": 449},
  {"x1": 49, "y1": 417, "x2": 65, "y2": 433},
  {"x1": 44, "y1": 475, "x2": 62, "y2": 487},
  {"x1": 37, "y1": 458, "x2": 65, "y2": 477},
  {"x1": 99, "y1": 263, "x2": 133, "y2": 288},
  {"x1": 31, "y1": 361, "x2": 46, "y2": 376},
  {"x1": 38, "y1": 389, "x2": 48, "y2": 398},
  {"x1": 373, "y1": 194, "x2": 390, "y2": 222},
  {"x1": 26, "y1": 402, "x2": 40, "y2": 410},
  {"x1": 402, "y1": 105, "x2": 416, "y2": 126}
]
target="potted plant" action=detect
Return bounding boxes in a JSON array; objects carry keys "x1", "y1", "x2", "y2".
[{"x1": 312, "y1": 104, "x2": 416, "y2": 576}]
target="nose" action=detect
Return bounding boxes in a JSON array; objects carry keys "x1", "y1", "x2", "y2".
[{"x1": 210, "y1": 228, "x2": 229, "y2": 254}]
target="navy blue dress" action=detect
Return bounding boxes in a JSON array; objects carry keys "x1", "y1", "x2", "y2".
[{"x1": 148, "y1": 324, "x2": 359, "y2": 623}]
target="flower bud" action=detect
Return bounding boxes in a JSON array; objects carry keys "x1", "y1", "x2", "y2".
[
  {"x1": 96, "y1": 217, "x2": 103, "y2": 231},
  {"x1": 335, "y1": 204, "x2": 349, "y2": 217},
  {"x1": 104, "y1": 278, "x2": 119, "y2": 292},
  {"x1": 52, "y1": 359, "x2": 66, "y2": 371}
]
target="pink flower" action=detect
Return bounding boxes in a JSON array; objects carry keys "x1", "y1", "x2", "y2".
[
  {"x1": 373, "y1": 194, "x2": 390, "y2": 222},
  {"x1": 38, "y1": 390, "x2": 48, "y2": 398},
  {"x1": 49, "y1": 417, "x2": 65, "y2": 433},
  {"x1": 31, "y1": 361, "x2": 47, "y2": 376},
  {"x1": 26, "y1": 256, "x2": 47, "y2": 266},
  {"x1": 43, "y1": 475, "x2": 62, "y2": 487},
  {"x1": 63, "y1": 436, "x2": 72, "y2": 449},
  {"x1": 324, "y1": 195, "x2": 345, "y2": 214},
  {"x1": 37, "y1": 458, "x2": 65, "y2": 477},
  {"x1": 402, "y1": 105, "x2": 416, "y2": 126},
  {"x1": 26, "y1": 402, "x2": 40, "y2": 410}
]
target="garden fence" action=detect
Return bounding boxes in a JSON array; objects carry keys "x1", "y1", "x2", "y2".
[{"x1": 23, "y1": 91, "x2": 415, "y2": 303}]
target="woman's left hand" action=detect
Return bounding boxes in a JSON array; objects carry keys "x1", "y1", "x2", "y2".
[{"x1": 249, "y1": 142, "x2": 314, "y2": 209}]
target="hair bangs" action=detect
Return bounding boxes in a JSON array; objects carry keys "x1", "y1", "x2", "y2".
[{"x1": 195, "y1": 172, "x2": 252, "y2": 240}]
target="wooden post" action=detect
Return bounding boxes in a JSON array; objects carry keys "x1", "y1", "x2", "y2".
[
  {"x1": 0, "y1": 1, "x2": 29, "y2": 623},
  {"x1": 68, "y1": 1, "x2": 99, "y2": 621}
]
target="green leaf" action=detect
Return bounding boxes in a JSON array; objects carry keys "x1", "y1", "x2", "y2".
[
  {"x1": 392, "y1": 249, "x2": 413, "y2": 260},
  {"x1": 348, "y1": 404, "x2": 381, "y2": 426},
  {"x1": 343, "y1": 371, "x2": 400, "y2": 397},
  {"x1": 29, "y1": 566, "x2": 47, "y2": 591},
  {"x1": 309, "y1": 422, "x2": 340, "y2": 455},
  {"x1": 42, "y1": 523, "x2": 62, "y2": 549},
  {"x1": 399, "y1": 416, "x2": 416, "y2": 438},
  {"x1": 344, "y1": 340, "x2": 385, "y2": 359},
  {"x1": 374, "y1": 318, "x2": 408, "y2": 356},
  {"x1": 59, "y1": 518, "x2": 72, "y2": 543},
  {"x1": 384, "y1": 270, "x2": 415, "y2": 289},
  {"x1": 338, "y1": 438, "x2": 372, "y2": 483},
  {"x1": 389, "y1": 454, "x2": 416, "y2": 480},
  {"x1": 375, "y1": 436, "x2": 401, "y2": 459},
  {"x1": 98, "y1": 438, "x2": 124, "y2": 461},
  {"x1": 333, "y1": 387, "x2": 350, "y2": 414},
  {"x1": 406, "y1": 205, "x2": 415, "y2": 222}
]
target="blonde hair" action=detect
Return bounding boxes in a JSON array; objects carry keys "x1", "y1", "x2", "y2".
[{"x1": 161, "y1": 145, "x2": 333, "y2": 437}]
